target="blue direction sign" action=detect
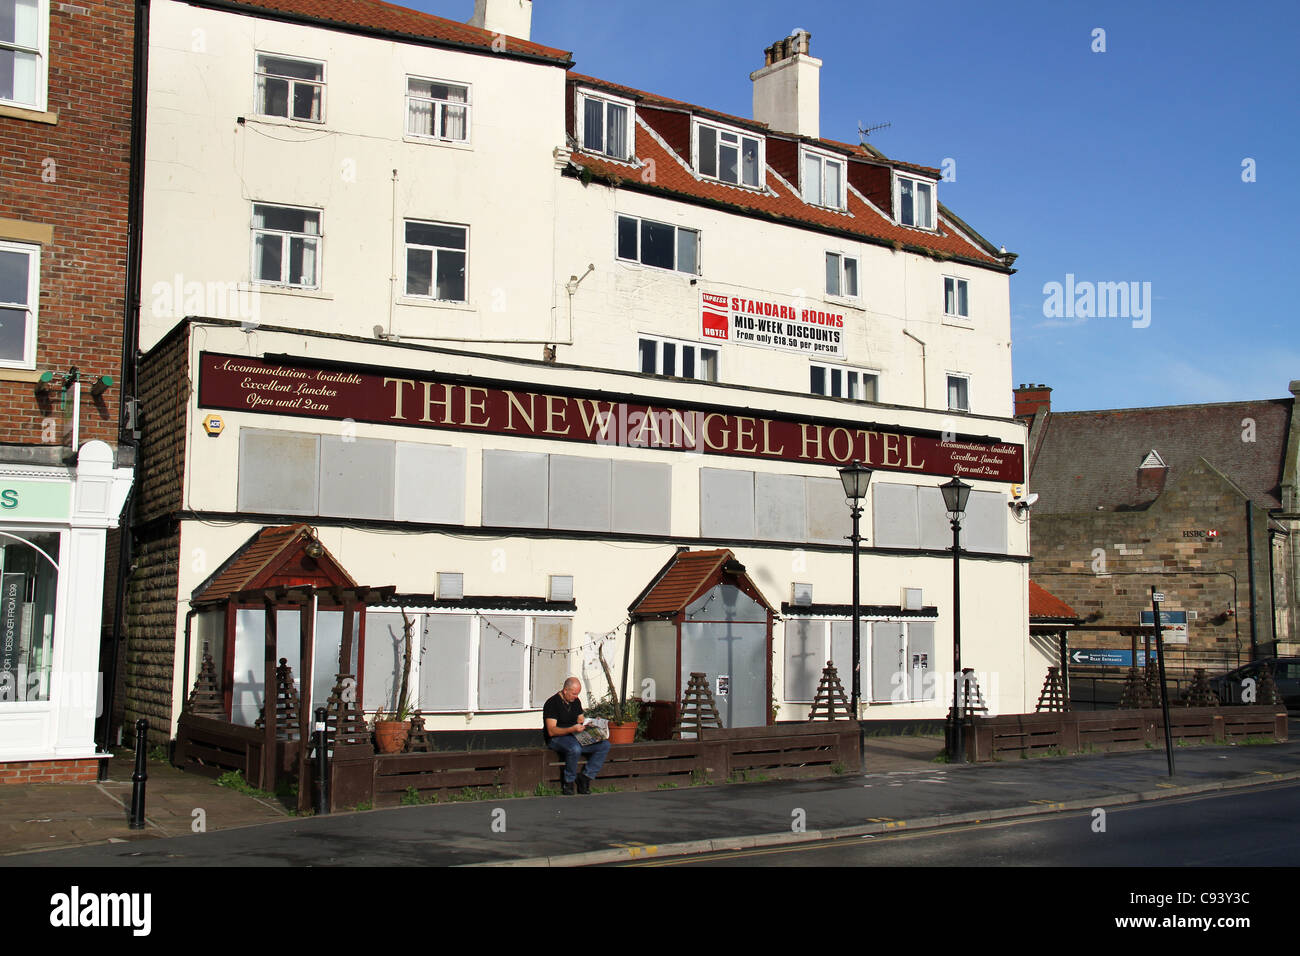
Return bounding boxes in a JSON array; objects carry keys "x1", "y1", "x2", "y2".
[{"x1": 1069, "y1": 648, "x2": 1158, "y2": 667}]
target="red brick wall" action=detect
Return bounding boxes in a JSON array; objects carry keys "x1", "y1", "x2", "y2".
[
  {"x1": 0, "y1": 0, "x2": 133, "y2": 447},
  {"x1": 0, "y1": 758, "x2": 103, "y2": 784}
]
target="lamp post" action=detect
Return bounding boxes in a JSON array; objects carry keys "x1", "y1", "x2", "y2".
[
  {"x1": 940, "y1": 476, "x2": 971, "y2": 763},
  {"x1": 838, "y1": 461, "x2": 873, "y2": 766}
]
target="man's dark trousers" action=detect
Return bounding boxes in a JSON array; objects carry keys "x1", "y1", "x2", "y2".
[{"x1": 548, "y1": 735, "x2": 611, "y2": 783}]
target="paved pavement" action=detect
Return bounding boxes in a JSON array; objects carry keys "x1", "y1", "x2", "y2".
[{"x1": 3, "y1": 732, "x2": 1298, "y2": 867}]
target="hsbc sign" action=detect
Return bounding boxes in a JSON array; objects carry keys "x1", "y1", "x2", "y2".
[{"x1": 700, "y1": 291, "x2": 845, "y2": 358}]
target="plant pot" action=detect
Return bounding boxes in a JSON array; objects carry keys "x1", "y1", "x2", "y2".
[
  {"x1": 608, "y1": 721, "x2": 637, "y2": 745},
  {"x1": 374, "y1": 720, "x2": 411, "y2": 754}
]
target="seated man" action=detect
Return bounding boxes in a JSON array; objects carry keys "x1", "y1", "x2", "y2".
[{"x1": 543, "y1": 677, "x2": 611, "y2": 795}]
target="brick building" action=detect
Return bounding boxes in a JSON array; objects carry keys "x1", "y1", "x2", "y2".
[
  {"x1": 0, "y1": 0, "x2": 136, "y2": 780},
  {"x1": 1020, "y1": 382, "x2": 1300, "y2": 692}
]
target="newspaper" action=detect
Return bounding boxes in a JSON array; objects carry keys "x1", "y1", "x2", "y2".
[{"x1": 573, "y1": 717, "x2": 608, "y2": 746}]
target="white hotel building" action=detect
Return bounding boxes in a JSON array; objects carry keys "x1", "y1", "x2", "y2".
[{"x1": 126, "y1": 0, "x2": 1043, "y2": 747}]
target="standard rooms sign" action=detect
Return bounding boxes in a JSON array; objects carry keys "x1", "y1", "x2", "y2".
[
  {"x1": 197, "y1": 352, "x2": 1024, "y2": 481},
  {"x1": 701, "y1": 292, "x2": 845, "y2": 358}
]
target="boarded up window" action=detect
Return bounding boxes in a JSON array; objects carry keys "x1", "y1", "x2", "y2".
[
  {"x1": 872, "y1": 483, "x2": 919, "y2": 549},
  {"x1": 395, "y1": 443, "x2": 466, "y2": 525},
  {"x1": 611, "y1": 460, "x2": 671, "y2": 535},
  {"x1": 237, "y1": 430, "x2": 319, "y2": 515},
  {"x1": 755, "y1": 473, "x2": 805, "y2": 542},
  {"x1": 420, "y1": 613, "x2": 471, "y2": 712},
  {"x1": 960, "y1": 491, "x2": 1007, "y2": 554},
  {"x1": 784, "y1": 618, "x2": 822, "y2": 702},
  {"x1": 530, "y1": 617, "x2": 572, "y2": 708},
  {"x1": 363, "y1": 611, "x2": 408, "y2": 712},
  {"x1": 700, "y1": 468, "x2": 754, "y2": 539},
  {"x1": 478, "y1": 614, "x2": 526, "y2": 709},
  {"x1": 482, "y1": 451, "x2": 548, "y2": 528},
  {"x1": 870, "y1": 622, "x2": 904, "y2": 703},
  {"x1": 549, "y1": 456, "x2": 611, "y2": 532},
  {"x1": 320, "y1": 436, "x2": 396, "y2": 520},
  {"x1": 805, "y1": 477, "x2": 845, "y2": 544}
]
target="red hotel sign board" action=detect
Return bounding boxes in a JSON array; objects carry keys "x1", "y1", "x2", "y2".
[{"x1": 197, "y1": 352, "x2": 1025, "y2": 482}]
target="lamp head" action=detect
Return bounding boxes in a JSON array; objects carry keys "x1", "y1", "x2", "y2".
[
  {"x1": 838, "y1": 461, "x2": 873, "y2": 502},
  {"x1": 940, "y1": 476, "x2": 972, "y2": 516}
]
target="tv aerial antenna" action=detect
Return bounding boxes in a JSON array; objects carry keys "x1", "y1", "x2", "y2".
[{"x1": 858, "y1": 121, "x2": 892, "y2": 144}]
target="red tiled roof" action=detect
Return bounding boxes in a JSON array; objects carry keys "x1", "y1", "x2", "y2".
[
  {"x1": 216, "y1": 0, "x2": 572, "y2": 63},
  {"x1": 566, "y1": 75, "x2": 999, "y2": 266},
  {"x1": 1029, "y1": 580, "x2": 1080, "y2": 622},
  {"x1": 631, "y1": 549, "x2": 776, "y2": 617},
  {"x1": 192, "y1": 524, "x2": 357, "y2": 603}
]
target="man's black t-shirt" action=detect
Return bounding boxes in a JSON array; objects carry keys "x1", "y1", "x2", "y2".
[{"x1": 542, "y1": 692, "x2": 583, "y2": 745}]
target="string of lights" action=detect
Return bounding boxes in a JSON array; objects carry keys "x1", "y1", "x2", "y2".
[{"x1": 473, "y1": 612, "x2": 631, "y2": 658}]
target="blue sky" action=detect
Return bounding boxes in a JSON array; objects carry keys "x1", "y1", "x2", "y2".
[{"x1": 421, "y1": 1, "x2": 1300, "y2": 412}]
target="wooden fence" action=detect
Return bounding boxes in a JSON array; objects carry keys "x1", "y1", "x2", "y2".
[
  {"x1": 174, "y1": 713, "x2": 301, "y2": 790},
  {"x1": 964, "y1": 706, "x2": 1288, "y2": 762},
  {"x1": 330, "y1": 722, "x2": 860, "y2": 811}
]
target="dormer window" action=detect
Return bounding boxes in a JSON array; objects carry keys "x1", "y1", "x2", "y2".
[
  {"x1": 694, "y1": 119, "x2": 763, "y2": 189},
  {"x1": 896, "y1": 174, "x2": 935, "y2": 229},
  {"x1": 801, "y1": 148, "x2": 845, "y2": 210},
  {"x1": 578, "y1": 90, "x2": 633, "y2": 161}
]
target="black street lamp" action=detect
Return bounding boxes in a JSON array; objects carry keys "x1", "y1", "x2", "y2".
[
  {"x1": 838, "y1": 461, "x2": 873, "y2": 764},
  {"x1": 940, "y1": 476, "x2": 971, "y2": 763}
]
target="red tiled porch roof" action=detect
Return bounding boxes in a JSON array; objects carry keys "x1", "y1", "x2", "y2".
[
  {"x1": 631, "y1": 549, "x2": 776, "y2": 617},
  {"x1": 191, "y1": 524, "x2": 356, "y2": 604},
  {"x1": 1029, "y1": 580, "x2": 1081, "y2": 622}
]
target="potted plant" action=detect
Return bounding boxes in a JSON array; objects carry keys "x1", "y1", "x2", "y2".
[
  {"x1": 597, "y1": 644, "x2": 639, "y2": 744},
  {"x1": 373, "y1": 608, "x2": 416, "y2": 754}
]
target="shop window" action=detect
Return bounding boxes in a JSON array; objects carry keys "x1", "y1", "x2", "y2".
[
  {"x1": 1, "y1": 0, "x2": 46, "y2": 111},
  {"x1": 405, "y1": 220, "x2": 467, "y2": 302},
  {"x1": 0, "y1": 529, "x2": 59, "y2": 703},
  {"x1": 255, "y1": 53, "x2": 324, "y2": 122},
  {"x1": 406, "y1": 76, "x2": 470, "y2": 142},
  {"x1": 252, "y1": 203, "x2": 321, "y2": 288},
  {"x1": 0, "y1": 240, "x2": 38, "y2": 369}
]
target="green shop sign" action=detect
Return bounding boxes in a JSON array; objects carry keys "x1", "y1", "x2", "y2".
[{"x1": 0, "y1": 480, "x2": 71, "y2": 521}]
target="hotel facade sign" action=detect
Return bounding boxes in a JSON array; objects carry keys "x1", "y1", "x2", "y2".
[
  {"x1": 701, "y1": 291, "x2": 845, "y2": 359},
  {"x1": 197, "y1": 352, "x2": 1024, "y2": 481}
]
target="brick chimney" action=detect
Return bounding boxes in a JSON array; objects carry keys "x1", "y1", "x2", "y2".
[
  {"x1": 469, "y1": 0, "x2": 532, "y2": 41},
  {"x1": 1014, "y1": 383, "x2": 1052, "y2": 419},
  {"x1": 750, "y1": 29, "x2": 821, "y2": 139}
]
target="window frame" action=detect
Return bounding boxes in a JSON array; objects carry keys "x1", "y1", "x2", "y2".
[
  {"x1": 943, "y1": 275, "x2": 970, "y2": 319},
  {"x1": 576, "y1": 88, "x2": 635, "y2": 161},
  {"x1": 637, "y1": 334, "x2": 720, "y2": 383},
  {"x1": 809, "y1": 361, "x2": 878, "y2": 403},
  {"x1": 405, "y1": 75, "x2": 472, "y2": 145},
  {"x1": 825, "y1": 251, "x2": 860, "y2": 299},
  {"x1": 946, "y1": 373, "x2": 971, "y2": 413},
  {"x1": 894, "y1": 173, "x2": 937, "y2": 230},
  {"x1": 616, "y1": 214, "x2": 700, "y2": 275},
  {"x1": 783, "y1": 617, "x2": 938, "y2": 705},
  {"x1": 0, "y1": 239, "x2": 40, "y2": 370},
  {"x1": 403, "y1": 218, "x2": 470, "y2": 304},
  {"x1": 0, "y1": 0, "x2": 47, "y2": 112},
  {"x1": 253, "y1": 51, "x2": 326, "y2": 124},
  {"x1": 801, "y1": 146, "x2": 847, "y2": 211},
  {"x1": 692, "y1": 117, "x2": 765, "y2": 190},
  {"x1": 250, "y1": 202, "x2": 323, "y2": 291}
]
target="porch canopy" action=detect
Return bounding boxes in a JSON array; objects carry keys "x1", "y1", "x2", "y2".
[{"x1": 628, "y1": 548, "x2": 776, "y2": 733}]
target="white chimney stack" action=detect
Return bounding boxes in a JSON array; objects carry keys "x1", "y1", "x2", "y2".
[
  {"x1": 468, "y1": 0, "x2": 533, "y2": 42},
  {"x1": 750, "y1": 29, "x2": 821, "y2": 139}
]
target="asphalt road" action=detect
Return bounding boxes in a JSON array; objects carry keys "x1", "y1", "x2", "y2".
[{"x1": 623, "y1": 780, "x2": 1300, "y2": 867}]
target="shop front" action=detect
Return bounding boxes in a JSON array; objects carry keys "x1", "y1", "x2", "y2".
[{"x1": 0, "y1": 441, "x2": 133, "y2": 781}]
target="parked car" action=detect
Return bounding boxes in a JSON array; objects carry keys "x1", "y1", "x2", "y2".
[{"x1": 1208, "y1": 658, "x2": 1300, "y2": 708}]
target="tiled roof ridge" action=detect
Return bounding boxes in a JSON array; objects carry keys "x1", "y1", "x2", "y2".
[{"x1": 1046, "y1": 396, "x2": 1294, "y2": 417}]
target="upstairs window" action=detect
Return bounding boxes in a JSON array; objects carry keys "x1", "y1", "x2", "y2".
[
  {"x1": 802, "y1": 149, "x2": 845, "y2": 210},
  {"x1": 617, "y1": 214, "x2": 698, "y2": 274},
  {"x1": 826, "y1": 252, "x2": 859, "y2": 298},
  {"x1": 256, "y1": 53, "x2": 324, "y2": 123},
  {"x1": 638, "y1": 336, "x2": 718, "y2": 382},
  {"x1": 405, "y1": 220, "x2": 468, "y2": 302},
  {"x1": 579, "y1": 90, "x2": 633, "y2": 160},
  {"x1": 695, "y1": 119, "x2": 762, "y2": 189},
  {"x1": 252, "y1": 204, "x2": 321, "y2": 289},
  {"x1": 407, "y1": 77, "x2": 470, "y2": 142},
  {"x1": 896, "y1": 175, "x2": 935, "y2": 229},
  {"x1": 810, "y1": 363, "x2": 877, "y2": 402},
  {"x1": 944, "y1": 276, "x2": 969, "y2": 318},
  {"x1": 947, "y1": 374, "x2": 970, "y2": 412},
  {"x1": 1, "y1": 0, "x2": 45, "y2": 110},
  {"x1": 0, "y1": 240, "x2": 38, "y2": 368}
]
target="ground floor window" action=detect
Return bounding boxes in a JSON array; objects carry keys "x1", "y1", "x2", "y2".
[
  {"x1": 0, "y1": 529, "x2": 60, "y2": 703},
  {"x1": 784, "y1": 617, "x2": 936, "y2": 704}
]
